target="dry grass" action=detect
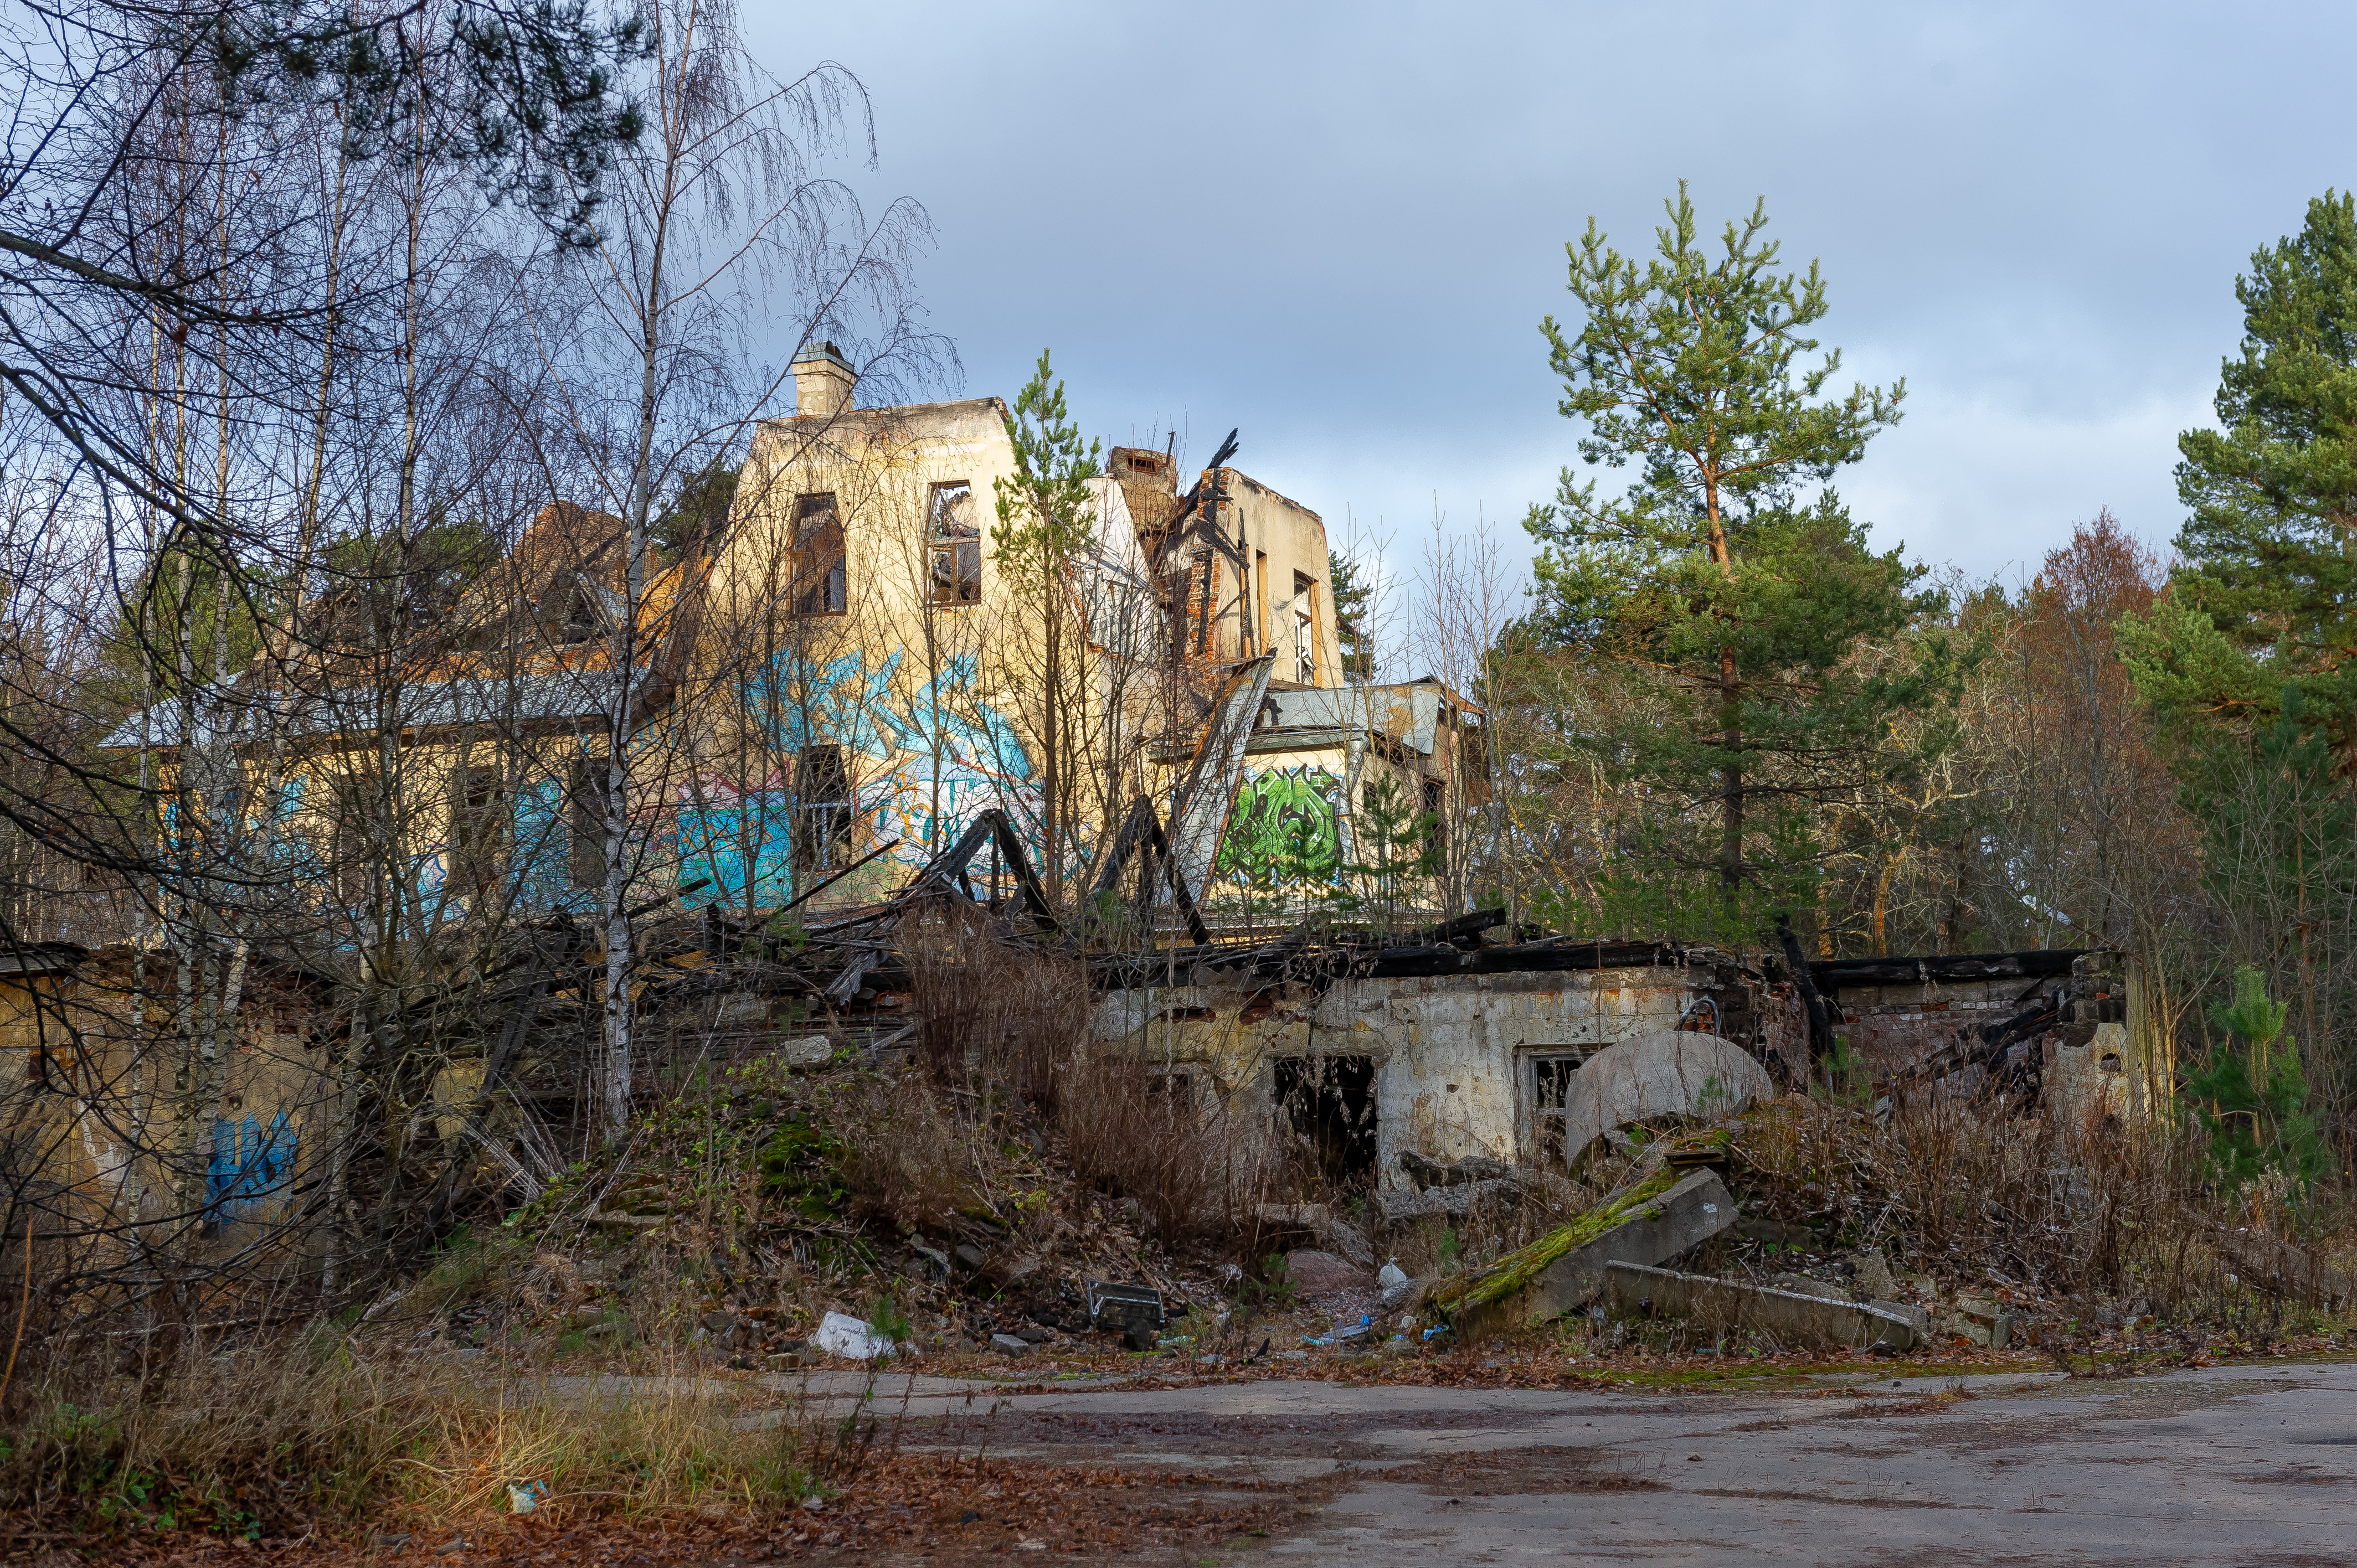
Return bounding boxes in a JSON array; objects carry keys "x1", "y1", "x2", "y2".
[
  {"x1": 1731, "y1": 1091, "x2": 2357, "y2": 1332},
  {"x1": 0, "y1": 1328, "x2": 871, "y2": 1538}
]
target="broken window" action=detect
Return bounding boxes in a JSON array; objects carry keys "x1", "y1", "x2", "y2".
[
  {"x1": 1191, "y1": 550, "x2": 1217, "y2": 656},
  {"x1": 325, "y1": 771, "x2": 379, "y2": 911},
  {"x1": 789, "y1": 492, "x2": 846, "y2": 616},
  {"x1": 1275, "y1": 1055, "x2": 1377, "y2": 1188},
  {"x1": 450, "y1": 763, "x2": 507, "y2": 896},
  {"x1": 1526, "y1": 1052, "x2": 1584, "y2": 1169},
  {"x1": 794, "y1": 743, "x2": 852, "y2": 873},
  {"x1": 1292, "y1": 570, "x2": 1318, "y2": 684},
  {"x1": 541, "y1": 574, "x2": 601, "y2": 644},
  {"x1": 928, "y1": 481, "x2": 980, "y2": 604},
  {"x1": 567, "y1": 756, "x2": 611, "y2": 890}
]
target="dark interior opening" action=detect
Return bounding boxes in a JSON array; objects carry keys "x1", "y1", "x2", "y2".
[{"x1": 1275, "y1": 1055, "x2": 1378, "y2": 1188}]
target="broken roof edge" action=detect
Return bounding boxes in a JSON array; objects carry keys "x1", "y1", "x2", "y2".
[
  {"x1": 1088, "y1": 933, "x2": 1759, "y2": 991},
  {"x1": 1805, "y1": 948, "x2": 2095, "y2": 987},
  {"x1": 760, "y1": 394, "x2": 1010, "y2": 430}
]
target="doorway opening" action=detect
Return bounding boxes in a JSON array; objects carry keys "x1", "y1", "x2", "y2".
[{"x1": 1275, "y1": 1055, "x2": 1377, "y2": 1188}]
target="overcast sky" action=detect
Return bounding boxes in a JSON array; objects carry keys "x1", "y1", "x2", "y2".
[{"x1": 740, "y1": 1, "x2": 2351, "y2": 604}]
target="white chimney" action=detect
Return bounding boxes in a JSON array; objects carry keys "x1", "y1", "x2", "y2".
[{"x1": 791, "y1": 341, "x2": 856, "y2": 417}]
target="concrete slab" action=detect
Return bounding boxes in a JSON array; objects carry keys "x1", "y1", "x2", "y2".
[
  {"x1": 1442, "y1": 1169, "x2": 1739, "y2": 1344},
  {"x1": 1604, "y1": 1260, "x2": 1921, "y2": 1350}
]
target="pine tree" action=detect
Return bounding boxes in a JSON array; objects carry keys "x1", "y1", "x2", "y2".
[
  {"x1": 2120, "y1": 191, "x2": 2357, "y2": 760},
  {"x1": 1521, "y1": 184, "x2": 1954, "y2": 935},
  {"x1": 2187, "y1": 966, "x2": 2325, "y2": 1189},
  {"x1": 991, "y1": 350, "x2": 1104, "y2": 903},
  {"x1": 1328, "y1": 547, "x2": 1377, "y2": 683}
]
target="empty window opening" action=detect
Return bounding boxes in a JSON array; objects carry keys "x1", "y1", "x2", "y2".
[
  {"x1": 795, "y1": 743, "x2": 852, "y2": 873},
  {"x1": 1422, "y1": 777, "x2": 1445, "y2": 860},
  {"x1": 567, "y1": 756, "x2": 610, "y2": 889},
  {"x1": 1252, "y1": 550, "x2": 1269, "y2": 653},
  {"x1": 1293, "y1": 571, "x2": 1318, "y2": 684},
  {"x1": 544, "y1": 575, "x2": 600, "y2": 644},
  {"x1": 1526, "y1": 1052, "x2": 1585, "y2": 1170},
  {"x1": 928, "y1": 481, "x2": 980, "y2": 604},
  {"x1": 451, "y1": 764, "x2": 507, "y2": 896},
  {"x1": 790, "y1": 492, "x2": 846, "y2": 616},
  {"x1": 1275, "y1": 1055, "x2": 1377, "y2": 1189},
  {"x1": 1192, "y1": 551, "x2": 1217, "y2": 655}
]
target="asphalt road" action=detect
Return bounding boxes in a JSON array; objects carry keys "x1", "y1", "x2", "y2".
[{"x1": 872, "y1": 1360, "x2": 2357, "y2": 1566}]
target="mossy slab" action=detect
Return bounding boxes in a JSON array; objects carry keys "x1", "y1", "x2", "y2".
[{"x1": 1435, "y1": 1168, "x2": 1737, "y2": 1345}]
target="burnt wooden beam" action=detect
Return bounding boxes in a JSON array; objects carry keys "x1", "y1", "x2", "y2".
[{"x1": 1809, "y1": 949, "x2": 2087, "y2": 989}]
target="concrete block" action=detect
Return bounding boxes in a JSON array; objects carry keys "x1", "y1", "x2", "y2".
[
  {"x1": 1443, "y1": 1170, "x2": 1738, "y2": 1345},
  {"x1": 1373, "y1": 1179, "x2": 1517, "y2": 1227},
  {"x1": 778, "y1": 1034, "x2": 833, "y2": 1066},
  {"x1": 1952, "y1": 1296, "x2": 2015, "y2": 1349},
  {"x1": 1604, "y1": 1262, "x2": 1920, "y2": 1351},
  {"x1": 1256, "y1": 1201, "x2": 1375, "y2": 1268},
  {"x1": 1870, "y1": 1299, "x2": 1929, "y2": 1338}
]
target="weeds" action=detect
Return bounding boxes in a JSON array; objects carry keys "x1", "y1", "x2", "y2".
[{"x1": 0, "y1": 1328, "x2": 867, "y2": 1540}]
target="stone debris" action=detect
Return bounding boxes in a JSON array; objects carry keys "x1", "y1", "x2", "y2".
[
  {"x1": 1949, "y1": 1294, "x2": 2015, "y2": 1348},
  {"x1": 1869, "y1": 1300, "x2": 1930, "y2": 1338},
  {"x1": 1255, "y1": 1201, "x2": 1379, "y2": 1268},
  {"x1": 777, "y1": 1033, "x2": 835, "y2": 1066},
  {"x1": 1371, "y1": 1178, "x2": 1520, "y2": 1229},
  {"x1": 1603, "y1": 1261, "x2": 1922, "y2": 1351},
  {"x1": 989, "y1": 1333, "x2": 1032, "y2": 1356},
  {"x1": 1283, "y1": 1249, "x2": 1373, "y2": 1296},
  {"x1": 1851, "y1": 1250, "x2": 1899, "y2": 1301},
  {"x1": 1557, "y1": 1030, "x2": 1777, "y2": 1168}
]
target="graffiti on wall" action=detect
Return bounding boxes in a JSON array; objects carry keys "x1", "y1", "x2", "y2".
[
  {"x1": 1211, "y1": 766, "x2": 1344, "y2": 899},
  {"x1": 675, "y1": 648, "x2": 1040, "y2": 911}
]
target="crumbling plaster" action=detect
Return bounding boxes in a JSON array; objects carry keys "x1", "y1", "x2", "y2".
[{"x1": 1094, "y1": 965, "x2": 1713, "y2": 1182}]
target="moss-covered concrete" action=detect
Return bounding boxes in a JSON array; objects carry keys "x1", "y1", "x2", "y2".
[{"x1": 1433, "y1": 1168, "x2": 1682, "y2": 1317}]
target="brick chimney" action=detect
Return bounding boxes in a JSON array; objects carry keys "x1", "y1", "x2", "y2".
[{"x1": 791, "y1": 341, "x2": 856, "y2": 418}]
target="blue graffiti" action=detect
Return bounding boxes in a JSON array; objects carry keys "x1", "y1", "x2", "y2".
[
  {"x1": 677, "y1": 791, "x2": 797, "y2": 909},
  {"x1": 207, "y1": 1111, "x2": 296, "y2": 1222}
]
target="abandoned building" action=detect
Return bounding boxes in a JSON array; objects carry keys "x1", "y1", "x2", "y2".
[{"x1": 1089, "y1": 936, "x2": 2159, "y2": 1187}]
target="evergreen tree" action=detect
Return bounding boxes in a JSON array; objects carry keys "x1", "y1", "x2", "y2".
[
  {"x1": 1328, "y1": 546, "x2": 1377, "y2": 683},
  {"x1": 2120, "y1": 191, "x2": 2357, "y2": 760},
  {"x1": 2188, "y1": 966, "x2": 2325, "y2": 1189},
  {"x1": 1521, "y1": 184, "x2": 1954, "y2": 934},
  {"x1": 992, "y1": 350, "x2": 1104, "y2": 902}
]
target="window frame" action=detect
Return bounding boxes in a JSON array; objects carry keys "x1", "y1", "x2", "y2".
[
  {"x1": 1522, "y1": 1049, "x2": 1589, "y2": 1170},
  {"x1": 789, "y1": 492, "x2": 847, "y2": 617},
  {"x1": 1292, "y1": 570, "x2": 1319, "y2": 685},
  {"x1": 794, "y1": 742, "x2": 853, "y2": 874},
  {"x1": 450, "y1": 761, "x2": 510, "y2": 896},
  {"x1": 927, "y1": 480, "x2": 981, "y2": 606}
]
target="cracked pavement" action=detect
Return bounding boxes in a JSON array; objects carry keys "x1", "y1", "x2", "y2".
[{"x1": 866, "y1": 1359, "x2": 2357, "y2": 1564}]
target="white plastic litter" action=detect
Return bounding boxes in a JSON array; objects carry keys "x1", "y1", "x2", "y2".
[
  {"x1": 1376, "y1": 1261, "x2": 1409, "y2": 1308},
  {"x1": 812, "y1": 1311, "x2": 897, "y2": 1359}
]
